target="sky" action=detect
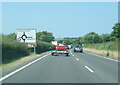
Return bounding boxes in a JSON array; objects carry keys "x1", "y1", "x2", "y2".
[{"x1": 2, "y1": 2, "x2": 118, "y2": 38}]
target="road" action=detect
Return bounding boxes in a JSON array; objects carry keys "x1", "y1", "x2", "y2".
[{"x1": 1, "y1": 49, "x2": 118, "y2": 83}]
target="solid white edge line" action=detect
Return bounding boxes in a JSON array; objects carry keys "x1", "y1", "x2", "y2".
[
  {"x1": 85, "y1": 66, "x2": 94, "y2": 73},
  {"x1": 0, "y1": 53, "x2": 50, "y2": 82},
  {"x1": 84, "y1": 52, "x2": 120, "y2": 62},
  {"x1": 70, "y1": 50, "x2": 74, "y2": 56}
]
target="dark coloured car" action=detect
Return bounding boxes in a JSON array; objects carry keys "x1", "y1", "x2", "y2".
[{"x1": 74, "y1": 44, "x2": 83, "y2": 53}]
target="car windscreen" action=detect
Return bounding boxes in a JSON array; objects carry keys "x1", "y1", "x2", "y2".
[{"x1": 75, "y1": 45, "x2": 82, "y2": 48}]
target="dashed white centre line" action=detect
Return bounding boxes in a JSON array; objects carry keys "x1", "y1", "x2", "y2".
[
  {"x1": 76, "y1": 58, "x2": 79, "y2": 60},
  {"x1": 70, "y1": 49, "x2": 74, "y2": 56},
  {"x1": 85, "y1": 66, "x2": 94, "y2": 73}
]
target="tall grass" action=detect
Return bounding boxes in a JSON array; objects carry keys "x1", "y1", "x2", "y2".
[{"x1": 84, "y1": 40, "x2": 118, "y2": 51}]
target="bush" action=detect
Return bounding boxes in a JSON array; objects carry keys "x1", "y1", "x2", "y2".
[
  {"x1": 2, "y1": 37, "x2": 30, "y2": 63},
  {"x1": 2, "y1": 34, "x2": 55, "y2": 63},
  {"x1": 36, "y1": 40, "x2": 55, "y2": 54}
]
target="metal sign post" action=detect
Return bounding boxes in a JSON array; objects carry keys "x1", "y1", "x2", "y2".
[{"x1": 34, "y1": 46, "x2": 36, "y2": 54}]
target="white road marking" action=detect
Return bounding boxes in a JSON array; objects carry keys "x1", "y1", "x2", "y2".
[
  {"x1": 72, "y1": 55, "x2": 75, "y2": 56},
  {"x1": 70, "y1": 49, "x2": 74, "y2": 56},
  {"x1": 85, "y1": 66, "x2": 94, "y2": 73},
  {"x1": 76, "y1": 58, "x2": 79, "y2": 61},
  {"x1": 84, "y1": 52, "x2": 119, "y2": 62},
  {"x1": 0, "y1": 53, "x2": 50, "y2": 82}
]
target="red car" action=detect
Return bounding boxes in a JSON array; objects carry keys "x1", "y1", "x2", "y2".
[{"x1": 51, "y1": 43, "x2": 69, "y2": 56}]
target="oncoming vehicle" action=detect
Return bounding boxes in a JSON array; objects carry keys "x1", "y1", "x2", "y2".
[
  {"x1": 74, "y1": 44, "x2": 83, "y2": 53},
  {"x1": 51, "y1": 43, "x2": 69, "y2": 56}
]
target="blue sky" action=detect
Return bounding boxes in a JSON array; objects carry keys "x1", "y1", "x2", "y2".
[{"x1": 2, "y1": 2, "x2": 118, "y2": 38}]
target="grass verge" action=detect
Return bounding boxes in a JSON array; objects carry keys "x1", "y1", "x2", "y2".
[
  {"x1": 83, "y1": 41, "x2": 119, "y2": 60},
  {"x1": 83, "y1": 41, "x2": 118, "y2": 51},
  {"x1": 1, "y1": 51, "x2": 50, "y2": 72},
  {"x1": 84, "y1": 48, "x2": 119, "y2": 60}
]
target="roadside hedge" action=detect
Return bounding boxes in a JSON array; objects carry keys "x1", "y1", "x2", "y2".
[
  {"x1": 36, "y1": 40, "x2": 55, "y2": 54},
  {"x1": 2, "y1": 35, "x2": 55, "y2": 63},
  {"x1": 2, "y1": 38, "x2": 30, "y2": 63}
]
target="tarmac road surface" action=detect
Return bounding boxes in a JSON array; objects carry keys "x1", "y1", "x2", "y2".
[{"x1": 1, "y1": 49, "x2": 118, "y2": 83}]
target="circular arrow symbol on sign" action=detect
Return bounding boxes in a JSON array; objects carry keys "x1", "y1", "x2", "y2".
[{"x1": 21, "y1": 32, "x2": 27, "y2": 42}]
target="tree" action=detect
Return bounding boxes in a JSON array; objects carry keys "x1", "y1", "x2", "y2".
[
  {"x1": 64, "y1": 39, "x2": 72, "y2": 45},
  {"x1": 2, "y1": 33, "x2": 16, "y2": 41},
  {"x1": 8, "y1": 33, "x2": 16, "y2": 40},
  {"x1": 36, "y1": 31, "x2": 55, "y2": 43},
  {"x1": 100, "y1": 34, "x2": 111, "y2": 42},
  {"x1": 75, "y1": 37, "x2": 81, "y2": 42},
  {"x1": 72, "y1": 37, "x2": 82, "y2": 45},
  {"x1": 82, "y1": 32, "x2": 102, "y2": 44},
  {"x1": 57, "y1": 40, "x2": 64, "y2": 43},
  {"x1": 111, "y1": 23, "x2": 120, "y2": 39}
]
